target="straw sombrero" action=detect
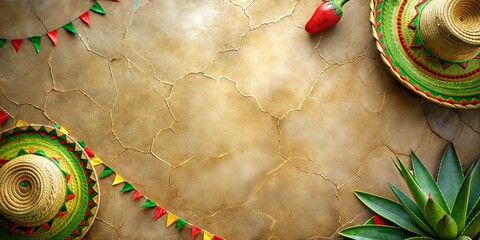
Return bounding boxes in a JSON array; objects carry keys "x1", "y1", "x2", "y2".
[
  {"x1": 370, "y1": 0, "x2": 480, "y2": 108},
  {"x1": 0, "y1": 124, "x2": 99, "y2": 239}
]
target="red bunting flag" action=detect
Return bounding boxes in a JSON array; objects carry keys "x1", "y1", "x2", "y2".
[
  {"x1": 153, "y1": 206, "x2": 167, "y2": 221},
  {"x1": 213, "y1": 236, "x2": 224, "y2": 240},
  {"x1": 47, "y1": 30, "x2": 58, "y2": 46},
  {"x1": 12, "y1": 39, "x2": 23, "y2": 53},
  {"x1": 0, "y1": 109, "x2": 8, "y2": 126},
  {"x1": 372, "y1": 215, "x2": 389, "y2": 226},
  {"x1": 191, "y1": 225, "x2": 201, "y2": 238},
  {"x1": 83, "y1": 147, "x2": 95, "y2": 157},
  {"x1": 132, "y1": 189, "x2": 143, "y2": 200},
  {"x1": 80, "y1": 12, "x2": 91, "y2": 26}
]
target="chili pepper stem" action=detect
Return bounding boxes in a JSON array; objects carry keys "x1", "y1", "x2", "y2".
[{"x1": 333, "y1": 0, "x2": 350, "y2": 7}]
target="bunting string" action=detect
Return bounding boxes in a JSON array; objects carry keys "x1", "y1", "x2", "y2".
[
  {"x1": 0, "y1": 1, "x2": 113, "y2": 53},
  {"x1": 40, "y1": 121, "x2": 224, "y2": 239}
]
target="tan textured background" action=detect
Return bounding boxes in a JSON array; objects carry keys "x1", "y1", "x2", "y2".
[{"x1": 0, "y1": 0, "x2": 479, "y2": 239}]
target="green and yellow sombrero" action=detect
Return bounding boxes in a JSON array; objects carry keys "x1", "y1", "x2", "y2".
[
  {"x1": 371, "y1": 0, "x2": 480, "y2": 108},
  {"x1": 0, "y1": 124, "x2": 99, "y2": 239}
]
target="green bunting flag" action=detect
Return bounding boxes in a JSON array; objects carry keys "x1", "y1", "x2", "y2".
[
  {"x1": 90, "y1": 2, "x2": 106, "y2": 14},
  {"x1": 63, "y1": 22, "x2": 77, "y2": 34},
  {"x1": 176, "y1": 218, "x2": 188, "y2": 230},
  {"x1": 120, "y1": 182, "x2": 135, "y2": 192},
  {"x1": 99, "y1": 166, "x2": 114, "y2": 178},
  {"x1": 29, "y1": 35, "x2": 41, "y2": 53},
  {"x1": 141, "y1": 199, "x2": 157, "y2": 209},
  {"x1": 0, "y1": 39, "x2": 6, "y2": 49}
]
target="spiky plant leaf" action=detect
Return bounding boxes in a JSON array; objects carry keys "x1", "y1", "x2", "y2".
[
  {"x1": 434, "y1": 214, "x2": 457, "y2": 239},
  {"x1": 339, "y1": 225, "x2": 415, "y2": 240},
  {"x1": 468, "y1": 161, "x2": 480, "y2": 215},
  {"x1": 412, "y1": 152, "x2": 450, "y2": 213},
  {"x1": 395, "y1": 157, "x2": 428, "y2": 213},
  {"x1": 425, "y1": 195, "x2": 448, "y2": 228},
  {"x1": 405, "y1": 237, "x2": 436, "y2": 240},
  {"x1": 354, "y1": 191, "x2": 428, "y2": 235},
  {"x1": 462, "y1": 209, "x2": 480, "y2": 238},
  {"x1": 455, "y1": 236, "x2": 472, "y2": 240},
  {"x1": 389, "y1": 183, "x2": 437, "y2": 237},
  {"x1": 467, "y1": 199, "x2": 480, "y2": 224},
  {"x1": 438, "y1": 143, "x2": 464, "y2": 209},
  {"x1": 451, "y1": 168, "x2": 473, "y2": 233}
]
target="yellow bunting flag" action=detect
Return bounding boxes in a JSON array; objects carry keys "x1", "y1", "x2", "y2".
[
  {"x1": 16, "y1": 120, "x2": 27, "y2": 127},
  {"x1": 59, "y1": 126, "x2": 69, "y2": 134},
  {"x1": 204, "y1": 232, "x2": 213, "y2": 240},
  {"x1": 91, "y1": 156, "x2": 104, "y2": 166},
  {"x1": 166, "y1": 213, "x2": 178, "y2": 227},
  {"x1": 112, "y1": 174, "x2": 125, "y2": 186}
]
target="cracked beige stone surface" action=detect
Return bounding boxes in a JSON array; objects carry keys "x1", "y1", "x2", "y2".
[{"x1": 0, "y1": 0, "x2": 480, "y2": 239}]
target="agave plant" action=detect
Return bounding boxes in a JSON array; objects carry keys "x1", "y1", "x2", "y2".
[{"x1": 340, "y1": 143, "x2": 480, "y2": 240}]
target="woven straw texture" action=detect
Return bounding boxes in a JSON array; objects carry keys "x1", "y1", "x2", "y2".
[
  {"x1": 370, "y1": 0, "x2": 480, "y2": 109},
  {"x1": 420, "y1": 0, "x2": 480, "y2": 61},
  {"x1": 0, "y1": 125, "x2": 99, "y2": 240},
  {"x1": 0, "y1": 154, "x2": 66, "y2": 227}
]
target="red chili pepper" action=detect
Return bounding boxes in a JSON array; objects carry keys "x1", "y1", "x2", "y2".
[{"x1": 305, "y1": 0, "x2": 349, "y2": 34}]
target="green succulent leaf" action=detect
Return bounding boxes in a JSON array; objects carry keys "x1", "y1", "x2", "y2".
[
  {"x1": 395, "y1": 157, "x2": 428, "y2": 213},
  {"x1": 455, "y1": 236, "x2": 472, "y2": 240},
  {"x1": 452, "y1": 168, "x2": 473, "y2": 233},
  {"x1": 412, "y1": 152, "x2": 450, "y2": 213},
  {"x1": 462, "y1": 210, "x2": 480, "y2": 238},
  {"x1": 425, "y1": 195, "x2": 448, "y2": 228},
  {"x1": 434, "y1": 214, "x2": 458, "y2": 239},
  {"x1": 364, "y1": 217, "x2": 375, "y2": 225},
  {"x1": 339, "y1": 225, "x2": 415, "y2": 240},
  {"x1": 354, "y1": 191, "x2": 428, "y2": 235},
  {"x1": 467, "y1": 198, "x2": 480, "y2": 224},
  {"x1": 389, "y1": 183, "x2": 436, "y2": 236},
  {"x1": 405, "y1": 237, "x2": 436, "y2": 240},
  {"x1": 468, "y1": 161, "x2": 480, "y2": 215},
  {"x1": 438, "y1": 143, "x2": 464, "y2": 209}
]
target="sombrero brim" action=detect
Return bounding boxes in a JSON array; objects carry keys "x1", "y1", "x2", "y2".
[
  {"x1": 370, "y1": 0, "x2": 480, "y2": 109},
  {"x1": 0, "y1": 124, "x2": 99, "y2": 239}
]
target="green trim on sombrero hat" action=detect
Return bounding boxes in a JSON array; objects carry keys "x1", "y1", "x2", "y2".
[
  {"x1": 371, "y1": 0, "x2": 480, "y2": 108},
  {"x1": 0, "y1": 125, "x2": 99, "y2": 240}
]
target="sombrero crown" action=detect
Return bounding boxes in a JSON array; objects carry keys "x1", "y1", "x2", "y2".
[{"x1": 371, "y1": 0, "x2": 480, "y2": 108}]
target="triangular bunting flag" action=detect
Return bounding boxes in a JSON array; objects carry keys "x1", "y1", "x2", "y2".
[
  {"x1": 80, "y1": 12, "x2": 91, "y2": 26},
  {"x1": 99, "y1": 166, "x2": 114, "y2": 178},
  {"x1": 120, "y1": 182, "x2": 135, "y2": 192},
  {"x1": 132, "y1": 189, "x2": 143, "y2": 200},
  {"x1": 213, "y1": 236, "x2": 224, "y2": 240},
  {"x1": 141, "y1": 199, "x2": 156, "y2": 208},
  {"x1": 91, "y1": 156, "x2": 103, "y2": 166},
  {"x1": 29, "y1": 35, "x2": 41, "y2": 53},
  {"x1": 16, "y1": 120, "x2": 27, "y2": 127},
  {"x1": 176, "y1": 218, "x2": 188, "y2": 230},
  {"x1": 59, "y1": 126, "x2": 69, "y2": 134},
  {"x1": 153, "y1": 206, "x2": 167, "y2": 221},
  {"x1": 191, "y1": 225, "x2": 201, "y2": 238},
  {"x1": 84, "y1": 147, "x2": 95, "y2": 157},
  {"x1": 0, "y1": 109, "x2": 8, "y2": 126},
  {"x1": 166, "y1": 213, "x2": 178, "y2": 227},
  {"x1": 112, "y1": 174, "x2": 125, "y2": 185},
  {"x1": 47, "y1": 30, "x2": 58, "y2": 46},
  {"x1": 90, "y1": 2, "x2": 106, "y2": 14},
  {"x1": 204, "y1": 232, "x2": 213, "y2": 240},
  {"x1": 12, "y1": 39, "x2": 23, "y2": 53},
  {"x1": 63, "y1": 22, "x2": 78, "y2": 34},
  {"x1": 0, "y1": 39, "x2": 6, "y2": 49}
]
